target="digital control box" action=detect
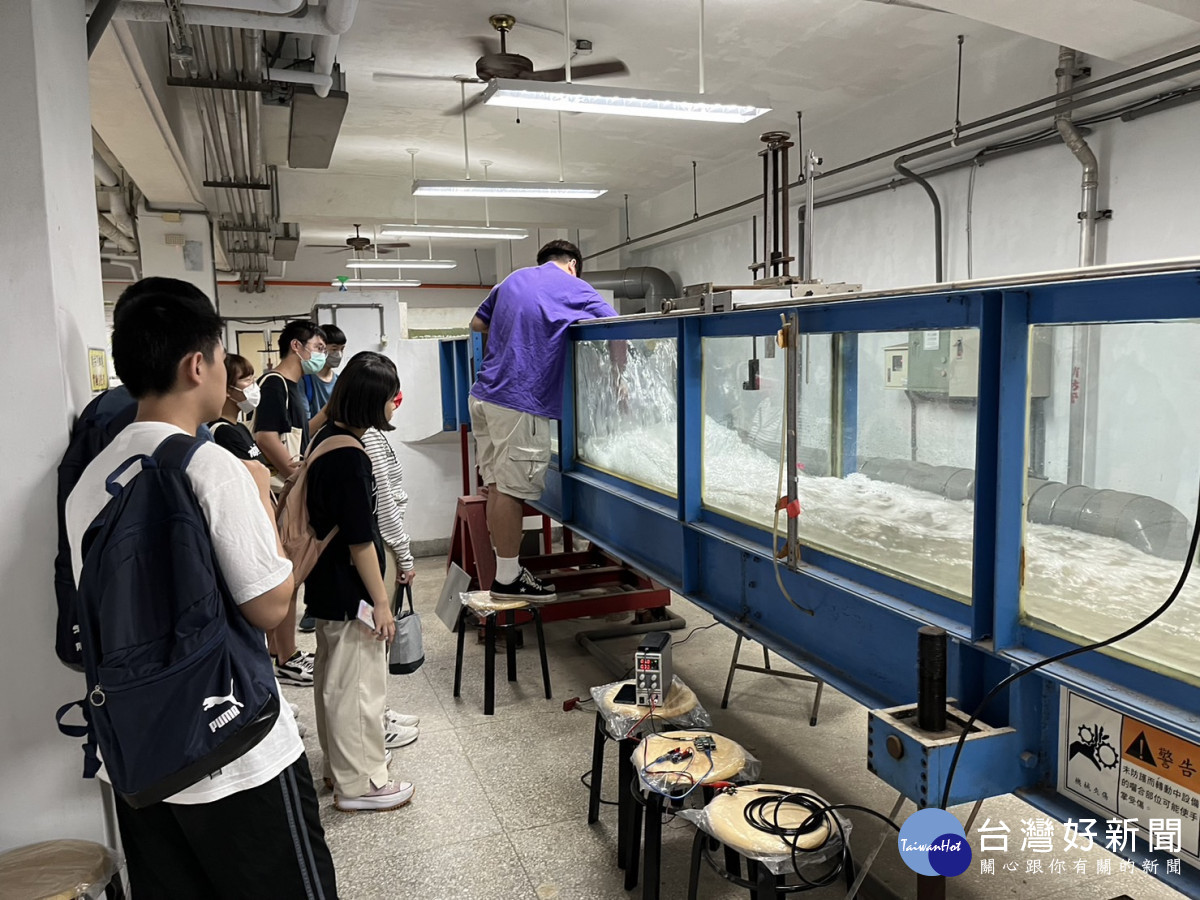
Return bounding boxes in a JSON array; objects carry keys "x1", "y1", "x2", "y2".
[{"x1": 635, "y1": 632, "x2": 674, "y2": 707}]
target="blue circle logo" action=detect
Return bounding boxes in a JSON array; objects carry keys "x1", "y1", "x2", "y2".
[{"x1": 897, "y1": 808, "x2": 972, "y2": 877}]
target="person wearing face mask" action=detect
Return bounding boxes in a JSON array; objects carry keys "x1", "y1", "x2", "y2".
[
  {"x1": 303, "y1": 323, "x2": 346, "y2": 437},
  {"x1": 253, "y1": 319, "x2": 326, "y2": 687},
  {"x1": 208, "y1": 353, "x2": 264, "y2": 462}
]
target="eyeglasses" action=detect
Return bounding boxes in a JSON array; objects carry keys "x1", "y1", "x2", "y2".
[{"x1": 393, "y1": 391, "x2": 404, "y2": 409}]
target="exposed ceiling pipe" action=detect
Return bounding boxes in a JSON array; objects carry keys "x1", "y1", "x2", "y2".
[
  {"x1": 310, "y1": 0, "x2": 358, "y2": 98},
  {"x1": 243, "y1": 28, "x2": 270, "y2": 291},
  {"x1": 1055, "y1": 47, "x2": 1100, "y2": 268},
  {"x1": 894, "y1": 159, "x2": 943, "y2": 282},
  {"x1": 98, "y1": 213, "x2": 137, "y2": 253},
  {"x1": 89, "y1": 1, "x2": 345, "y2": 36},
  {"x1": 94, "y1": 151, "x2": 137, "y2": 244},
  {"x1": 102, "y1": 257, "x2": 141, "y2": 281},
  {"x1": 582, "y1": 267, "x2": 678, "y2": 314},
  {"x1": 265, "y1": 67, "x2": 333, "y2": 93}
]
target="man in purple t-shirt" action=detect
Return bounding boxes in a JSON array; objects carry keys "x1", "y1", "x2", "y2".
[{"x1": 469, "y1": 240, "x2": 617, "y2": 601}]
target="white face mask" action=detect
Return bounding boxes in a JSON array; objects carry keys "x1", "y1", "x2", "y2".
[{"x1": 235, "y1": 382, "x2": 261, "y2": 415}]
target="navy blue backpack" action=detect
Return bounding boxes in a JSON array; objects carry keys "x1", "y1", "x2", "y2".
[{"x1": 57, "y1": 433, "x2": 280, "y2": 808}]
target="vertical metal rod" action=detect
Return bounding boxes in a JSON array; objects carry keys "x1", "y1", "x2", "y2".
[
  {"x1": 954, "y1": 34, "x2": 965, "y2": 136},
  {"x1": 692, "y1": 161, "x2": 699, "y2": 219},
  {"x1": 698, "y1": 0, "x2": 705, "y2": 94},
  {"x1": 751, "y1": 215, "x2": 757, "y2": 268},
  {"x1": 761, "y1": 151, "x2": 770, "y2": 276},
  {"x1": 780, "y1": 143, "x2": 790, "y2": 277},
  {"x1": 771, "y1": 150, "x2": 781, "y2": 275},
  {"x1": 624, "y1": 193, "x2": 630, "y2": 241},
  {"x1": 481, "y1": 159, "x2": 492, "y2": 226},
  {"x1": 557, "y1": 112, "x2": 565, "y2": 182},
  {"x1": 917, "y1": 626, "x2": 948, "y2": 732},
  {"x1": 407, "y1": 148, "x2": 420, "y2": 223},
  {"x1": 460, "y1": 81, "x2": 471, "y2": 179},
  {"x1": 786, "y1": 312, "x2": 800, "y2": 566},
  {"x1": 564, "y1": 0, "x2": 573, "y2": 83},
  {"x1": 803, "y1": 150, "x2": 817, "y2": 281}
]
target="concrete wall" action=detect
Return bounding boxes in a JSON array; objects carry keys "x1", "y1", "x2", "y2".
[
  {"x1": 626, "y1": 71, "x2": 1200, "y2": 514},
  {"x1": 1, "y1": 0, "x2": 111, "y2": 851}
]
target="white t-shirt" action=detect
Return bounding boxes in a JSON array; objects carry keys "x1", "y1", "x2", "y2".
[{"x1": 66, "y1": 421, "x2": 303, "y2": 805}]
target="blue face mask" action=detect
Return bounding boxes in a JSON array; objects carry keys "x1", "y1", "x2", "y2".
[{"x1": 301, "y1": 351, "x2": 327, "y2": 375}]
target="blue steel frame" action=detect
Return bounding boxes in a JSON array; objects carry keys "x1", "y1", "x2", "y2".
[{"x1": 529, "y1": 269, "x2": 1200, "y2": 893}]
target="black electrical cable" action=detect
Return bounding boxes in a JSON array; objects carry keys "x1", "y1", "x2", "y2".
[
  {"x1": 579, "y1": 770, "x2": 617, "y2": 806},
  {"x1": 734, "y1": 788, "x2": 902, "y2": 891},
  {"x1": 938, "y1": 470, "x2": 1200, "y2": 810},
  {"x1": 673, "y1": 620, "x2": 721, "y2": 646}
]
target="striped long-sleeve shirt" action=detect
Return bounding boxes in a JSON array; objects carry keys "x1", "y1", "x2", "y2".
[{"x1": 362, "y1": 428, "x2": 414, "y2": 571}]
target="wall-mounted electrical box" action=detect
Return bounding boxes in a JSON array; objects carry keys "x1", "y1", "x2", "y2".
[
  {"x1": 948, "y1": 329, "x2": 980, "y2": 398},
  {"x1": 884, "y1": 345, "x2": 909, "y2": 389},
  {"x1": 907, "y1": 330, "x2": 951, "y2": 394}
]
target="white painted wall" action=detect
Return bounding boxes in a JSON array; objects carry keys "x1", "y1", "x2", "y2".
[
  {"x1": 1, "y1": 0, "x2": 110, "y2": 851},
  {"x1": 136, "y1": 207, "x2": 218, "y2": 299},
  {"x1": 629, "y1": 75, "x2": 1200, "y2": 512}
]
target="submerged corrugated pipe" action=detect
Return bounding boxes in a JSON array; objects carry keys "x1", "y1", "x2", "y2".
[
  {"x1": 582, "y1": 267, "x2": 678, "y2": 315},
  {"x1": 858, "y1": 458, "x2": 1191, "y2": 560}
]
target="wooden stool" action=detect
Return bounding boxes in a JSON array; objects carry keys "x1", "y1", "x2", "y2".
[
  {"x1": 630, "y1": 730, "x2": 752, "y2": 900},
  {"x1": 686, "y1": 784, "x2": 836, "y2": 900},
  {"x1": 0, "y1": 840, "x2": 124, "y2": 899},
  {"x1": 453, "y1": 592, "x2": 550, "y2": 715}
]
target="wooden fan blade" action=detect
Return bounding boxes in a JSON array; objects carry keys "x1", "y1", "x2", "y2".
[
  {"x1": 375, "y1": 242, "x2": 411, "y2": 249},
  {"x1": 442, "y1": 89, "x2": 488, "y2": 117},
  {"x1": 527, "y1": 60, "x2": 629, "y2": 82}
]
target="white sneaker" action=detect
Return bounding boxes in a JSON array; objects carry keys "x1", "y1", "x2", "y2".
[
  {"x1": 384, "y1": 725, "x2": 419, "y2": 749},
  {"x1": 275, "y1": 651, "x2": 314, "y2": 686},
  {"x1": 384, "y1": 708, "x2": 419, "y2": 729},
  {"x1": 335, "y1": 780, "x2": 415, "y2": 812}
]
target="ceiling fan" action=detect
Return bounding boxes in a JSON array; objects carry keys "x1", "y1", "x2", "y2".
[
  {"x1": 307, "y1": 224, "x2": 410, "y2": 255},
  {"x1": 373, "y1": 13, "x2": 629, "y2": 116}
]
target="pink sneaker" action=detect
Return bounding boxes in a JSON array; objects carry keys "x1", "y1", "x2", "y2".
[{"x1": 334, "y1": 780, "x2": 415, "y2": 813}]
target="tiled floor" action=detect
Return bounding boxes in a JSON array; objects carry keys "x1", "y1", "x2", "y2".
[{"x1": 283, "y1": 556, "x2": 1188, "y2": 900}]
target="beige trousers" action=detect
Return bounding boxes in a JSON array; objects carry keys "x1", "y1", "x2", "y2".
[{"x1": 313, "y1": 618, "x2": 388, "y2": 797}]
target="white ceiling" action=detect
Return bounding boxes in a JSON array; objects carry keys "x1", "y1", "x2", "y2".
[{"x1": 91, "y1": 0, "x2": 1200, "y2": 281}]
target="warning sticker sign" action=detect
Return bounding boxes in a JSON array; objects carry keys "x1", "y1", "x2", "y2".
[{"x1": 1060, "y1": 690, "x2": 1200, "y2": 866}]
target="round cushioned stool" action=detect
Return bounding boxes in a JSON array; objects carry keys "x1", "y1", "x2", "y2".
[
  {"x1": 0, "y1": 840, "x2": 124, "y2": 899},
  {"x1": 630, "y1": 730, "x2": 752, "y2": 900},
  {"x1": 453, "y1": 592, "x2": 550, "y2": 715},
  {"x1": 686, "y1": 784, "x2": 840, "y2": 900}
]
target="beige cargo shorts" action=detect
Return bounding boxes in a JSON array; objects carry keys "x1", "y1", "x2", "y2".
[{"x1": 469, "y1": 396, "x2": 552, "y2": 501}]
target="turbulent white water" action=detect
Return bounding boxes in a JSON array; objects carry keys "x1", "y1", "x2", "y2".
[{"x1": 583, "y1": 411, "x2": 1200, "y2": 683}]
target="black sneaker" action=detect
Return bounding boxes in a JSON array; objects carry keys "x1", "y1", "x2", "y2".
[{"x1": 490, "y1": 568, "x2": 557, "y2": 603}]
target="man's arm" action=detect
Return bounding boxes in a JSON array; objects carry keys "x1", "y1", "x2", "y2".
[
  {"x1": 310, "y1": 405, "x2": 329, "y2": 434},
  {"x1": 255, "y1": 430, "x2": 299, "y2": 476},
  {"x1": 236, "y1": 460, "x2": 294, "y2": 629},
  {"x1": 470, "y1": 315, "x2": 489, "y2": 334},
  {"x1": 350, "y1": 543, "x2": 395, "y2": 642}
]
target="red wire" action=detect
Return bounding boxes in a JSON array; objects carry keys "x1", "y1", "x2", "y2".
[{"x1": 625, "y1": 698, "x2": 656, "y2": 741}]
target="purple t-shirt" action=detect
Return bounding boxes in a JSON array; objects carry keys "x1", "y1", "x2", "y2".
[{"x1": 470, "y1": 262, "x2": 617, "y2": 420}]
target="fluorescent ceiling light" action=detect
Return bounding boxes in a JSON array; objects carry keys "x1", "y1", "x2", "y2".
[
  {"x1": 346, "y1": 259, "x2": 457, "y2": 270},
  {"x1": 331, "y1": 278, "x2": 422, "y2": 288},
  {"x1": 379, "y1": 224, "x2": 528, "y2": 241},
  {"x1": 482, "y1": 78, "x2": 771, "y2": 123},
  {"x1": 412, "y1": 179, "x2": 607, "y2": 199}
]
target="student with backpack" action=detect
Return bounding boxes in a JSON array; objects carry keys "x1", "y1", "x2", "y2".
[
  {"x1": 64, "y1": 278, "x2": 337, "y2": 897},
  {"x1": 209, "y1": 352, "x2": 264, "y2": 463},
  {"x1": 303, "y1": 322, "x2": 346, "y2": 436},
  {"x1": 254, "y1": 320, "x2": 327, "y2": 686},
  {"x1": 300, "y1": 351, "x2": 414, "y2": 812}
]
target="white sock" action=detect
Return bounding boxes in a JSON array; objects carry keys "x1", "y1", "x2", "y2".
[{"x1": 495, "y1": 555, "x2": 520, "y2": 584}]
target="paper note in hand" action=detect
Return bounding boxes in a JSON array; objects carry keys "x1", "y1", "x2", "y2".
[{"x1": 356, "y1": 599, "x2": 377, "y2": 633}]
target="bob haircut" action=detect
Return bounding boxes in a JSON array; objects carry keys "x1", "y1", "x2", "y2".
[
  {"x1": 325, "y1": 351, "x2": 400, "y2": 431},
  {"x1": 224, "y1": 352, "x2": 255, "y2": 388}
]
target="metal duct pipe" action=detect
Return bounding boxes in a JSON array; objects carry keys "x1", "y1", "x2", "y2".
[
  {"x1": 858, "y1": 458, "x2": 1191, "y2": 560},
  {"x1": 582, "y1": 267, "x2": 678, "y2": 314},
  {"x1": 88, "y1": 1, "x2": 339, "y2": 34},
  {"x1": 894, "y1": 159, "x2": 943, "y2": 282},
  {"x1": 93, "y1": 154, "x2": 120, "y2": 188},
  {"x1": 103, "y1": 257, "x2": 141, "y2": 281},
  {"x1": 1055, "y1": 47, "x2": 1100, "y2": 268},
  {"x1": 243, "y1": 29, "x2": 269, "y2": 234},
  {"x1": 310, "y1": 0, "x2": 358, "y2": 97},
  {"x1": 93, "y1": 152, "x2": 137, "y2": 242},
  {"x1": 98, "y1": 213, "x2": 137, "y2": 253},
  {"x1": 265, "y1": 67, "x2": 334, "y2": 93}
]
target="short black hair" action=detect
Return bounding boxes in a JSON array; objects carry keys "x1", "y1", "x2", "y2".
[
  {"x1": 321, "y1": 324, "x2": 347, "y2": 346},
  {"x1": 278, "y1": 320, "x2": 326, "y2": 358},
  {"x1": 537, "y1": 239, "x2": 582, "y2": 273},
  {"x1": 112, "y1": 277, "x2": 222, "y2": 399},
  {"x1": 326, "y1": 351, "x2": 400, "y2": 431}
]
